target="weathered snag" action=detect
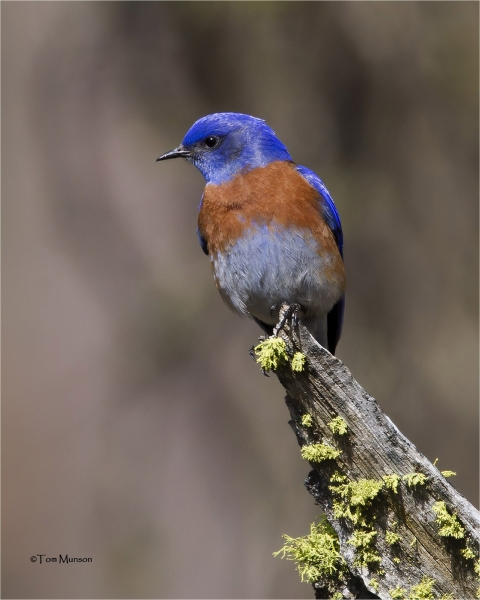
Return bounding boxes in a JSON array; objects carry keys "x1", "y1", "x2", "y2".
[{"x1": 270, "y1": 304, "x2": 479, "y2": 599}]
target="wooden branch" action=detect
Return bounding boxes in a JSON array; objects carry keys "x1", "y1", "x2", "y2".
[{"x1": 267, "y1": 305, "x2": 479, "y2": 599}]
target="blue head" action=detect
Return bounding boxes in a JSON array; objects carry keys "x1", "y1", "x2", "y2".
[{"x1": 157, "y1": 113, "x2": 292, "y2": 185}]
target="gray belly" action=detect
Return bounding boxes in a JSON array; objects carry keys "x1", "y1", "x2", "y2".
[{"x1": 210, "y1": 226, "x2": 342, "y2": 326}]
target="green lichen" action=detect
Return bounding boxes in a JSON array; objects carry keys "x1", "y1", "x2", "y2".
[
  {"x1": 385, "y1": 530, "x2": 401, "y2": 546},
  {"x1": 474, "y1": 561, "x2": 480, "y2": 599},
  {"x1": 331, "y1": 592, "x2": 343, "y2": 600},
  {"x1": 254, "y1": 337, "x2": 288, "y2": 371},
  {"x1": 369, "y1": 577, "x2": 379, "y2": 592},
  {"x1": 393, "y1": 557, "x2": 401, "y2": 564},
  {"x1": 347, "y1": 528, "x2": 381, "y2": 568},
  {"x1": 432, "y1": 501, "x2": 465, "y2": 539},
  {"x1": 330, "y1": 471, "x2": 347, "y2": 484},
  {"x1": 301, "y1": 413, "x2": 313, "y2": 428},
  {"x1": 388, "y1": 584, "x2": 433, "y2": 600},
  {"x1": 434, "y1": 458, "x2": 457, "y2": 480},
  {"x1": 273, "y1": 516, "x2": 344, "y2": 584},
  {"x1": 328, "y1": 416, "x2": 348, "y2": 435},
  {"x1": 408, "y1": 576, "x2": 435, "y2": 599},
  {"x1": 332, "y1": 478, "x2": 384, "y2": 507},
  {"x1": 440, "y1": 470, "x2": 456, "y2": 478},
  {"x1": 330, "y1": 478, "x2": 384, "y2": 526},
  {"x1": 461, "y1": 546, "x2": 476, "y2": 560},
  {"x1": 389, "y1": 586, "x2": 407, "y2": 599},
  {"x1": 291, "y1": 351, "x2": 306, "y2": 372},
  {"x1": 383, "y1": 473, "x2": 401, "y2": 493},
  {"x1": 301, "y1": 443, "x2": 341, "y2": 463},
  {"x1": 403, "y1": 472, "x2": 427, "y2": 487}
]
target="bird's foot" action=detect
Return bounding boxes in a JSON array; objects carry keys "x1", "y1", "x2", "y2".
[{"x1": 273, "y1": 303, "x2": 301, "y2": 337}]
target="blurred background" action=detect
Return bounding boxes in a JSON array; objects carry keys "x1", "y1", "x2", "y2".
[{"x1": 2, "y1": 2, "x2": 478, "y2": 598}]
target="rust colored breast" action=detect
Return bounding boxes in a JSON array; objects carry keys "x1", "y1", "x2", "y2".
[{"x1": 198, "y1": 161, "x2": 339, "y2": 259}]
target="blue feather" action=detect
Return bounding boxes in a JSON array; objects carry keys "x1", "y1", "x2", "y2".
[
  {"x1": 182, "y1": 113, "x2": 292, "y2": 185},
  {"x1": 296, "y1": 165, "x2": 345, "y2": 354},
  {"x1": 295, "y1": 165, "x2": 343, "y2": 257}
]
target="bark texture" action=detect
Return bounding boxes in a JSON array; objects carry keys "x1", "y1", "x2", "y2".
[{"x1": 270, "y1": 305, "x2": 479, "y2": 599}]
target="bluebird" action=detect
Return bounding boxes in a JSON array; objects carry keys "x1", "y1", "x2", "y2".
[{"x1": 157, "y1": 113, "x2": 345, "y2": 354}]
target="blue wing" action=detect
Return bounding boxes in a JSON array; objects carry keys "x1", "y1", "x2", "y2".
[
  {"x1": 296, "y1": 165, "x2": 345, "y2": 354},
  {"x1": 295, "y1": 165, "x2": 343, "y2": 257}
]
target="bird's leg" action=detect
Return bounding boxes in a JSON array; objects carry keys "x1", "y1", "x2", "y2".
[
  {"x1": 272, "y1": 303, "x2": 301, "y2": 337},
  {"x1": 290, "y1": 304, "x2": 301, "y2": 329}
]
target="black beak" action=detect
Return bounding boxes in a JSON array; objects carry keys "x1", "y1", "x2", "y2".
[{"x1": 156, "y1": 145, "x2": 190, "y2": 162}]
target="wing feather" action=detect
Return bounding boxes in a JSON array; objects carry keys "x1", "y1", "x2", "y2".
[{"x1": 296, "y1": 165, "x2": 345, "y2": 354}]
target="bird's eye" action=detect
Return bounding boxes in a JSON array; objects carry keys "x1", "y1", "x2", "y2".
[{"x1": 204, "y1": 136, "x2": 219, "y2": 148}]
